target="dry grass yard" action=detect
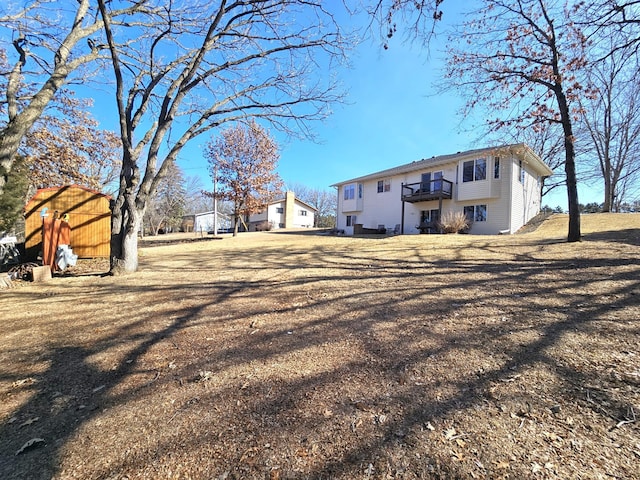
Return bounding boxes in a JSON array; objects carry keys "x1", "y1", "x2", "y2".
[{"x1": 0, "y1": 213, "x2": 639, "y2": 479}]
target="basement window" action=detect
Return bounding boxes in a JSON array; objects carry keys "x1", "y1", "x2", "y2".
[{"x1": 463, "y1": 205, "x2": 487, "y2": 222}]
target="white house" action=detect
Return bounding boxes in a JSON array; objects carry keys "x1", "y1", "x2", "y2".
[
  {"x1": 332, "y1": 144, "x2": 553, "y2": 235},
  {"x1": 247, "y1": 191, "x2": 317, "y2": 231},
  {"x1": 182, "y1": 211, "x2": 233, "y2": 233}
]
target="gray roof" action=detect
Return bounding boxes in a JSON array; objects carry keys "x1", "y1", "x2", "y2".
[{"x1": 331, "y1": 143, "x2": 553, "y2": 187}]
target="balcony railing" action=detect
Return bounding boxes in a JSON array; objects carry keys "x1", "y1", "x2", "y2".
[{"x1": 401, "y1": 179, "x2": 453, "y2": 203}]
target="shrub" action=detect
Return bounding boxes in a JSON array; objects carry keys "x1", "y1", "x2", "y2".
[
  {"x1": 438, "y1": 211, "x2": 469, "y2": 234},
  {"x1": 255, "y1": 220, "x2": 272, "y2": 231}
]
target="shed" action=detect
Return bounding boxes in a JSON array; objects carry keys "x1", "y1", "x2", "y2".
[{"x1": 24, "y1": 185, "x2": 111, "y2": 259}]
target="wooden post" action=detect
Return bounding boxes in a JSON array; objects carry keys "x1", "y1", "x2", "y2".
[
  {"x1": 401, "y1": 182, "x2": 405, "y2": 234},
  {"x1": 438, "y1": 194, "x2": 443, "y2": 234}
]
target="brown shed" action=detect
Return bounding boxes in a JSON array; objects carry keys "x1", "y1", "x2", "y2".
[{"x1": 24, "y1": 185, "x2": 112, "y2": 259}]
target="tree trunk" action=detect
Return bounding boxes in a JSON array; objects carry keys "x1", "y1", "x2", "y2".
[
  {"x1": 1, "y1": 100, "x2": 57, "y2": 193},
  {"x1": 603, "y1": 180, "x2": 613, "y2": 212},
  {"x1": 563, "y1": 139, "x2": 581, "y2": 242},
  {"x1": 110, "y1": 185, "x2": 142, "y2": 274},
  {"x1": 556, "y1": 88, "x2": 581, "y2": 242},
  {"x1": 233, "y1": 215, "x2": 240, "y2": 237},
  {"x1": 0, "y1": 123, "x2": 25, "y2": 193},
  {"x1": 110, "y1": 225, "x2": 140, "y2": 274}
]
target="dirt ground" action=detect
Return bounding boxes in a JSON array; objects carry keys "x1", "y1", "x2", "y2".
[{"x1": 0, "y1": 213, "x2": 639, "y2": 479}]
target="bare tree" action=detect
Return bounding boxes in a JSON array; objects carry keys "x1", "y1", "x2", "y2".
[
  {"x1": 287, "y1": 182, "x2": 337, "y2": 227},
  {"x1": 143, "y1": 161, "x2": 186, "y2": 236},
  {"x1": 366, "y1": 0, "x2": 445, "y2": 47},
  {"x1": 0, "y1": 1, "x2": 142, "y2": 196},
  {"x1": 205, "y1": 121, "x2": 283, "y2": 236},
  {"x1": 578, "y1": 44, "x2": 640, "y2": 211},
  {"x1": 492, "y1": 120, "x2": 566, "y2": 199},
  {"x1": 442, "y1": 0, "x2": 588, "y2": 242},
  {"x1": 582, "y1": 0, "x2": 640, "y2": 58},
  {"x1": 97, "y1": 0, "x2": 347, "y2": 272},
  {"x1": 184, "y1": 175, "x2": 212, "y2": 215}
]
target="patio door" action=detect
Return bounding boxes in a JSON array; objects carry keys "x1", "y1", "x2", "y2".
[
  {"x1": 421, "y1": 173, "x2": 431, "y2": 193},
  {"x1": 433, "y1": 171, "x2": 443, "y2": 192},
  {"x1": 422, "y1": 171, "x2": 443, "y2": 193},
  {"x1": 429, "y1": 208, "x2": 440, "y2": 225},
  {"x1": 420, "y1": 209, "x2": 441, "y2": 233}
]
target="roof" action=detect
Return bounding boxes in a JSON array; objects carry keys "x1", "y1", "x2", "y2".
[
  {"x1": 189, "y1": 211, "x2": 232, "y2": 219},
  {"x1": 24, "y1": 184, "x2": 112, "y2": 217},
  {"x1": 269, "y1": 195, "x2": 318, "y2": 213},
  {"x1": 30, "y1": 184, "x2": 112, "y2": 199},
  {"x1": 330, "y1": 143, "x2": 554, "y2": 187}
]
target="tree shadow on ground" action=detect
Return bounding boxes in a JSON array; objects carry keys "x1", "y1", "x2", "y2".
[
  {"x1": 582, "y1": 227, "x2": 640, "y2": 246},
  {"x1": 0, "y1": 233, "x2": 638, "y2": 479}
]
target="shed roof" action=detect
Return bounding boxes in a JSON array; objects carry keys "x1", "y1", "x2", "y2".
[{"x1": 24, "y1": 184, "x2": 111, "y2": 217}]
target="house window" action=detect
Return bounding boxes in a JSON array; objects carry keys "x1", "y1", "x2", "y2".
[
  {"x1": 346, "y1": 215, "x2": 357, "y2": 227},
  {"x1": 377, "y1": 179, "x2": 391, "y2": 193},
  {"x1": 344, "y1": 184, "x2": 355, "y2": 200},
  {"x1": 494, "y1": 157, "x2": 500, "y2": 179},
  {"x1": 276, "y1": 207, "x2": 284, "y2": 214},
  {"x1": 358, "y1": 183, "x2": 363, "y2": 198},
  {"x1": 299, "y1": 210, "x2": 307, "y2": 216},
  {"x1": 476, "y1": 204, "x2": 487, "y2": 222},
  {"x1": 463, "y1": 205, "x2": 487, "y2": 222},
  {"x1": 519, "y1": 160, "x2": 524, "y2": 183},
  {"x1": 463, "y1": 158, "x2": 487, "y2": 182}
]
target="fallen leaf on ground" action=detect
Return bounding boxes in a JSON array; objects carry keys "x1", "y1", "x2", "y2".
[
  {"x1": 444, "y1": 427, "x2": 457, "y2": 440},
  {"x1": 16, "y1": 438, "x2": 45, "y2": 455},
  {"x1": 19, "y1": 417, "x2": 39, "y2": 428}
]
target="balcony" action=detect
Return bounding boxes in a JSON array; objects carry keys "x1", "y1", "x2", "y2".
[{"x1": 401, "y1": 179, "x2": 453, "y2": 203}]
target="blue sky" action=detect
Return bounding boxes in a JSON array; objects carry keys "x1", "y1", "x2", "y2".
[
  {"x1": 85, "y1": 6, "x2": 601, "y2": 211},
  {"x1": 173, "y1": 24, "x2": 599, "y2": 211}
]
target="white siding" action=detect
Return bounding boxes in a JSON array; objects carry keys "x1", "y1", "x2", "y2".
[
  {"x1": 509, "y1": 158, "x2": 542, "y2": 232},
  {"x1": 267, "y1": 202, "x2": 285, "y2": 228},
  {"x1": 486, "y1": 158, "x2": 513, "y2": 233},
  {"x1": 334, "y1": 145, "x2": 548, "y2": 236},
  {"x1": 253, "y1": 208, "x2": 269, "y2": 222},
  {"x1": 291, "y1": 201, "x2": 315, "y2": 228},
  {"x1": 248, "y1": 196, "x2": 316, "y2": 230},
  {"x1": 193, "y1": 212, "x2": 232, "y2": 232}
]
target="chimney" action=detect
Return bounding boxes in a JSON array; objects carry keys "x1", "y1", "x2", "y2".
[{"x1": 285, "y1": 191, "x2": 295, "y2": 228}]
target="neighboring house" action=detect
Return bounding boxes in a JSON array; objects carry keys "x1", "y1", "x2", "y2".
[
  {"x1": 182, "y1": 211, "x2": 233, "y2": 233},
  {"x1": 247, "y1": 191, "x2": 316, "y2": 231},
  {"x1": 331, "y1": 144, "x2": 553, "y2": 235}
]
